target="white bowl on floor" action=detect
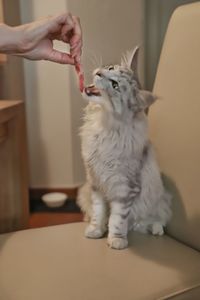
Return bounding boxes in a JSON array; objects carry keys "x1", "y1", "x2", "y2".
[{"x1": 42, "y1": 192, "x2": 68, "y2": 208}]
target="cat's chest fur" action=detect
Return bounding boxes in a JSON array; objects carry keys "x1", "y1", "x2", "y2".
[{"x1": 80, "y1": 104, "x2": 148, "y2": 187}]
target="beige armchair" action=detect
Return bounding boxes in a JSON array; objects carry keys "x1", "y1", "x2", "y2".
[{"x1": 1, "y1": 3, "x2": 200, "y2": 299}]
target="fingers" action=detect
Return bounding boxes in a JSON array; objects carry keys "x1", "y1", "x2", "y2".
[
  {"x1": 71, "y1": 16, "x2": 82, "y2": 45},
  {"x1": 45, "y1": 13, "x2": 74, "y2": 40},
  {"x1": 58, "y1": 12, "x2": 74, "y2": 27},
  {"x1": 32, "y1": 13, "x2": 82, "y2": 65},
  {"x1": 61, "y1": 24, "x2": 72, "y2": 42},
  {"x1": 48, "y1": 13, "x2": 82, "y2": 63},
  {"x1": 71, "y1": 40, "x2": 82, "y2": 60},
  {"x1": 46, "y1": 49, "x2": 75, "y2": 65},
  {"x1": 70, "y1": 16, "x2": 82, "y2": 63}
]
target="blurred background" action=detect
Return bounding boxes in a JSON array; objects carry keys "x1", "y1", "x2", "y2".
[{"x1": 0, "y1": 0, "x2": 198, "y2": 230}]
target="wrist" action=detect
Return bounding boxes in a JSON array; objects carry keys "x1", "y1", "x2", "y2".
[{"x1": 0, "y1": 23, "x2": 23, "y2": 54}]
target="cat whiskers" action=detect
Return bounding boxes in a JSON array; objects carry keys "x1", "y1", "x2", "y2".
[{"x1": 88, "y1": 50, "x2": 103, "y2": 69}]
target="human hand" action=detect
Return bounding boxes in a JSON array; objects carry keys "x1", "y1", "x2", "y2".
[{"x1": 11, "y1": 13, "x2": 82, "y2": 64}]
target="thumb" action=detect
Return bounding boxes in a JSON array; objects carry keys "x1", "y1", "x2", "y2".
[{"x1": 46, "y1": 49, "x2": 75, "y2": 64}]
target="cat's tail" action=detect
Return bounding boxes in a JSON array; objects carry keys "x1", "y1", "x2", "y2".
[{"x1": 77, "y1": 183, "x2": 92, "y2": 222}]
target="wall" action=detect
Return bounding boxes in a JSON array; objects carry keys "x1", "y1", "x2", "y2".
[
  {"x1": 0, "y1": 0, "x2": 25, "y2": 100},
  {"x1": 20, "y1": 0, "x2": 75, "y2": 188},
  {"x1": 20, "y1": 0, "x2": 145, "y2": 188}
]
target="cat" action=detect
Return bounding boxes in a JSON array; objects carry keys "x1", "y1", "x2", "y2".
[{"x1": 77, "y1": 47, "x2": 172, "y2": 250}]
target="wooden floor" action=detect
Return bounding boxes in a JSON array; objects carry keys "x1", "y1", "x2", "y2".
[{"x1": 29, "y1": 212, "x2": 83, "y2": 229}]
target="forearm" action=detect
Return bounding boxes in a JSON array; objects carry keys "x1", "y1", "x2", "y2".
[{"x1": 0, "y1": 23, "x2": 23, "y2": 54}]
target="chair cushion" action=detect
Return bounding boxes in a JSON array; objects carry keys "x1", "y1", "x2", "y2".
[
  {"x1": 0, "y1": 223, "x2": 200, "y2": 300},
  {"x1": 149, "y1": 2, "x2": 200, "y2": 251}
]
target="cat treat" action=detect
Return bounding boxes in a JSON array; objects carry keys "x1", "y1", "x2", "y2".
[
  {"x1": 75, "y1": 63, "x2": 101, "y2": 96},
  {"x1": 75, "y1": 63, "x2": 85, "y2": 93}
]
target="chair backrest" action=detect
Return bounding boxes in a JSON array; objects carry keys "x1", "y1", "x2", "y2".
[{"x1": 149, "y1": 3, "x2": 200, "y2": 251}]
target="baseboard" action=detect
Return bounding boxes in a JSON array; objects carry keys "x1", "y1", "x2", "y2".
[{"x1": 29, "y1": 187, "x2": 79, "y2": 201}]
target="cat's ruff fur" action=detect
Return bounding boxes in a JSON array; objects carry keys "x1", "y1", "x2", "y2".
[{"x1": 78, "y1": 47, "x2": 172, "y2": 249}]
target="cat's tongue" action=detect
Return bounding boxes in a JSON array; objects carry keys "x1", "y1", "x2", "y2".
[{"x1": 85, "y1": 85, "x2": 101, "y2": 96}]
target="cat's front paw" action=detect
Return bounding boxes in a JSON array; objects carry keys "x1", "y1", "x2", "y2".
[
  {"x1": 107, "y1": 237, "x2": 128, "y2": 250},
  {"x1": 151, "y1": 222, "x2": 164, "y2": 236},
  {"x1": 85, "y1": 224, "x2": 105, "y2": 239}
]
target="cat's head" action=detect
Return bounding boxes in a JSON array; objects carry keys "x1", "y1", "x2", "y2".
[{"x1": 83, "y1": 47, "x2": 156, "y2": 116}]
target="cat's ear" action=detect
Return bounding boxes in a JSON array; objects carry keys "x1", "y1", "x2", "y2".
[
  {"x1": 121, "y1": 46, "x2": 140, "y2": 83},
  {"x1": 139, "y1": 90, "x2": 157, "y2": 109},
  {"x1": 130, "y1": 46, "x2": 140, "y2": 75}
]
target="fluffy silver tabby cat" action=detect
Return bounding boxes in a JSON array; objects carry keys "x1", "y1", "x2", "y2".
[{"x1": 78, "y1": 47, "x2": 172, "y2": 250}]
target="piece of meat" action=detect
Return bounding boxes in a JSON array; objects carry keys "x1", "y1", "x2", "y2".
[
  {"x1": 75, "y1": 63, "x2": 84, "y2": 93},
  {"x1": 75, "y1": 64, "x2": 101, "y2": 96}
]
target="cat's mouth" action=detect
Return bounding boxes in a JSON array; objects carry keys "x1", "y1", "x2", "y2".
[{"x1": 84, "y1": 84, "x2": 101, "y2": 97}]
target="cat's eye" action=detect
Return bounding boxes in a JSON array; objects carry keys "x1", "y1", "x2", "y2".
[
  {"x1": 108, "y1": 66, "x2": 114, "y2": 71},
  {"x1": 110, "y1": 79, "x2": 119, "y2": 90}
]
